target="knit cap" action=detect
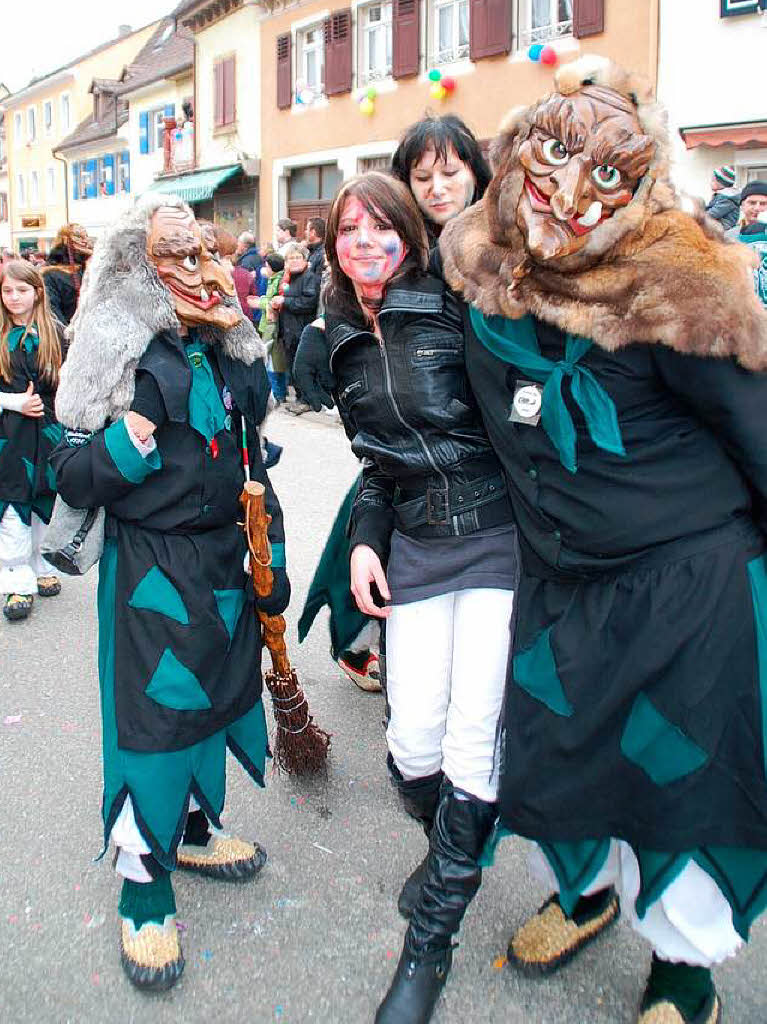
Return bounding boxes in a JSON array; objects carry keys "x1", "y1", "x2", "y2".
[{"x1": 713, "y1": 165, "x2": 736, "y2": 187}]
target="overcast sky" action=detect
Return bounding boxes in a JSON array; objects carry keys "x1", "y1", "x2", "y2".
[{"x1": 1, "y1": 1, "x2": 179, "y2": 94}]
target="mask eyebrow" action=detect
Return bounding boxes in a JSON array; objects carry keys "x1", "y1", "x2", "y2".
[
  {"x1": 590, "y1": 122, "x2": 654, "y2": 179},
  {"x1": 532, "y1": 97, "x2": 587, "y2": 154}
]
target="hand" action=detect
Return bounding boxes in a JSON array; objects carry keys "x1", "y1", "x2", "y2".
[
  {"x1": 293, "y1": 325, "x2": 335, "y2": 411},
  {"x1": 350, "y1": 545, "x2": 391, "y2": 619},
  {"x1": 125, "y1": 411, "x2": 157, "y2": 444},
  {"x1": 270, "y1": 295, "x2": 285, "y2": 311},
  {"x1": 255, "y1": 566, "x2": 291, "y2": 616},
  {"x1": 21, "y1": 382, "x2": 44, "y2": 418}
]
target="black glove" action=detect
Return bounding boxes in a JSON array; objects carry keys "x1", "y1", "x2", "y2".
[
  {"x1": 255, "y1": 566, "x2": 291, "y2": 616},
  {"x1": 293, "y1": 324, "x2": 335, "y2": 411}
]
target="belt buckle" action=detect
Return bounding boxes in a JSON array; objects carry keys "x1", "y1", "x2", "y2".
[{"x1": 426, "y1": 487, "x2": 449, "y2": 526}]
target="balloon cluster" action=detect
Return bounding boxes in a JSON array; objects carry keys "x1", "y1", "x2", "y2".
[
  {"x1": 427, "y1": 68, "x2": 456, "y2": 100},
  {"x1": 528, "y1": 43, "x2": 558, "y2": 66},
  {"x1": 360, "y1": 85, "x2": 377, "y2": 116}
]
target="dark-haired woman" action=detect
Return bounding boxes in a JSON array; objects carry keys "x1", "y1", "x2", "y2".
[{"x1": 325, "y1": 172, "x2": 517, "y2": 1023}]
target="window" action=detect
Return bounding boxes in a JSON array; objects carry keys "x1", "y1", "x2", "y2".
[
  {"x1": 79, "y1": 163, "x2": 94, "y2": 200},
  {"x1": 432, "y1": 0, "x2": 470, "y2": 66},
  {"x1": 27, "y1": 107, "x2": 36, "y2": 142},
  {"x1": 44, "y1": 101, "x2": 53, "y2": 134},
  {"x1": 61, "y1": 94, "x2": 71, "y2": 131},
  {"x1": 47, "y1": 166, "x2": 55, "y2": 202},
  {"x1": 151, "y1": 108, "x2": 166, "y2": 151},
  {"x1": 0, "y1": 193, "x2": 7, "y2": 222},
  {"x1": 214, "y1": 56, "x2": 236, "y2": 127},
  {"x1": 97, "y1": 156, "x2": 114, "y2": 196},
  {"x1": 358, "y1": 154, "x2": 392, "y2": 173},
  {"x1": 118, "y1": 152, "x2": 130, "y2": 195},
  {"x1": 745, "y1": 166, "x2": 767, "y2": 184},
  {"x1": 519, "y1": 0, "x2": 573, "y2": 48},
  {"x1": 297, "y1": 25, "x2": 325, "y2": 97},
  {"x1": 289, "y1": 164, "x2": 343, "y2": 202},
  {"x1": 17, "y1": 174, "x2": 25, "y2": 207},
  {"x1": 720, "y1": 0, "x2": 761, "y2": 16},
  {"x1": 359, "y1": 3, "x2": 393, "y2": 83},
  {"x1": 13, "y1": 112, "x2": 22, "y2": 146},
  {"x1": 30, "y1": 171, "x2": 39, "y2": 205}
]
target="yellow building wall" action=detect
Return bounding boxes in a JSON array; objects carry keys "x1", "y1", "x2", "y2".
[
  {"x1": 6, "y1": 21, "x2": 158, "y2": 251},
  {"x1": 258, "y1": 0, "x2": 659, "y2": 233}
]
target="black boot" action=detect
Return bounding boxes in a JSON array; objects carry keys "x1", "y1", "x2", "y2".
[
  {"x1": 375, "y1": 780, "x2": 497, "y2": 1024},
  {"x1": 387, "y1": 754, "x2": 443, "y2": 918}
]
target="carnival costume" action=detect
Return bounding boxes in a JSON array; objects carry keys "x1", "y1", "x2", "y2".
[
  {"x1": 440, "y1": 56, "x2": 767, "y2": 1023},
  {"x1": 41, "y1": 223, "x2": 93, "y2": 326},
  {"x1": 51, "y1": 196, "x2": 288, "y2": 991}
]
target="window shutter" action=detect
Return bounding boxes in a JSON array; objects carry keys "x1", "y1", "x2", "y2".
[
  {"x1": 573, "y1": 0, "x2": 604, "y2": 37},
  {"x1": 214, "y1": 61, "x2": 225, "y2": 126},
  {"x1": 72, "y1": 162, "x2": 79, "y2": 201},
  {"x1": 85, "y1": 159, "x2": 97, "y2": 199},
  {"x1": 139, "y1": 111, "x2": 149, "y2": 154},
  {"x1": 277, "y1": 33, "x2": 292, "y2": 109},
  {"x1": 324, "y1": 10, "x2": 353, "y2": 96},
  {"x1": 392, "y1": 0, "x2": 420, "y2": 79},
  {"x1": 469, "y1": 0, "x2": 511, "y2": 60},
  {"x1": 223, "y1": 57, "x2": 236, "y2": 124}
]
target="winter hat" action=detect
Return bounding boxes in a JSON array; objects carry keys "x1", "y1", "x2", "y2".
[
  {"x1": 741, "y1": 180, "x2": 767, "y2": 200},
  {"x1": 713, "y1": 165, "x2": 736, "y2": 188}
]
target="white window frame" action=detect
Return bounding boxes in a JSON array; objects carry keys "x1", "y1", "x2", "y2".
[
  {"x1": 43, "y1": 100, "x2": 53, "y2": 135},
  {"x1": 46, "y1": 166, "x2": 56, "y2": 204},
  {"x1": 358, "y1": 2, "x2": 393, "y2": 84},
  {"x1": 431, "y1": 0, "x2": 470, "y2": 67},
  {"x1": 17, "y1": 173, "x2": 25, "y2": 208},
  {"x1": 148, "y1": 107, "x2": 166, "y2": 153},
  {"x1": 29, "y1": 170, "x2": 39, "y2": 206},
  {"x1": 518, "y1": 0, "x2": 573, "y2": 49},
  {"x1": 297, "y1": 23, "x2": 325, "y2": 99},
  {"x1": 27, "y1": 106, "x2": 37, "y2": 143},
  {"x1": 60, "y1": 93, "x2": 71, "y2": 132},
  {"x1": 14, "y1": 112, "x2": 22, "y2": 147}
]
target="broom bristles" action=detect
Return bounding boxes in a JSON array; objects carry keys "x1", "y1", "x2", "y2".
[{"x1": 264, "y1": 669, "x2": 331, "y2": 776}]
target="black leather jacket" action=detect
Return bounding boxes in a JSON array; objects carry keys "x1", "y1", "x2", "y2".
[{"x1": 326, "y1": 271, "x2": 513, "y2": 559}]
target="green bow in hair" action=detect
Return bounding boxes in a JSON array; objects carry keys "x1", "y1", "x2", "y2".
[{"x1": 470, "y1": 308, "x2": 625, "y2": 474}]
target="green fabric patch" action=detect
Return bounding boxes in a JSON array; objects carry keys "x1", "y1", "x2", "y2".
[
  {"x1": 621, "y1": 692, "x2": 708, "y2": 785},
  {"x1": 129, "y1": 566, "x2": 190, "y2": 625},
  {"x1": 119, "y1": 874, "x2": 176, "y2": 929},
  {"x1": 270, "y1": 542, "x2": 285, "y2": 569},
  {"x1": 22, "y1": 457, "x2": 34, "y2": 484},
  {"x1": 145, "y1": 648, "x2": 212, "y2": 712},
  {"x1": 0, "y1": 439, "x2": 7, "y2": 456},
  {"x1": 635, "y1": 848, "x2": 690, "y2": 920},
  {"x1": 185, "y1": 342, "x2": 227, "y2": 444},
  {"x1": 746, "y1": 554, "x2": 767, "y2": 779},
  {"x1": 538, "y1": 838, "x2": 611, "y2": 916},
  {"x1": 214, "y1": 588, "x2": 246, "y2": 642},
  {"x1": 104, "y1": 418, "x2": 162, "y2": 484},
  {"x1": 513, "y1": 626, "x2": 574, "y2": 717},
  {"x1": 42, "y1": 422, "x2": 64, "y2": 446},
  {"x1": 694, "y1": 846, "x2": 767, "y2": 942}
]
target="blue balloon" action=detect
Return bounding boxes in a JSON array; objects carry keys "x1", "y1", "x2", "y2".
[{"x1": 528, "y1": 44, "x2": 544, "y2": 62}]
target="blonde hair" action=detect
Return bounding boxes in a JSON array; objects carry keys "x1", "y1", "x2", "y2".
[
  {"x1": 283, "y1": 242, "x2": 309, "y2": 261},
  {"x1": 0, "y1": 260, "x2": 62, "y2": 387}
]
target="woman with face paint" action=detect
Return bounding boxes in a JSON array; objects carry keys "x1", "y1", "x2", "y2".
[{"x1": 323, "y1": 172, "x2": 517, "y2": 1024}]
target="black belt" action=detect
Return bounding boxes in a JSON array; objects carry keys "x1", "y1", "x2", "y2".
[{"x1": 394, "y1": 473, "x2": 509, "y2": 533}]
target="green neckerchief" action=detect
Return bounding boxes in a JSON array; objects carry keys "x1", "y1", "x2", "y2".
[
  {"x1": 7, "y1": 324, "x2": 39, "y2": 354},
  {"x1": 184, "y1": 336, "x2": 228, "y2": 444},
  {"x1": 469, "y1": 308, "x2": 625, "y2": 474}
]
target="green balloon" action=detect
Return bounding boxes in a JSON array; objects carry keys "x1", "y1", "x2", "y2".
[
  {"x1": 366, "y1": 86, "x2": 377, "y2": 100},
  {"x1": 428, "y1": 68, "x2": 442, "y2": 82}
]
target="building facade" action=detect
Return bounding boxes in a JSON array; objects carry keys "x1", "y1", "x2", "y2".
[
  {"x1": 658, "y1": 0, "x2": 767, "y2": 200},
  {"x1": 0, "y1": 85, "x2": 10, "y2": 252}
]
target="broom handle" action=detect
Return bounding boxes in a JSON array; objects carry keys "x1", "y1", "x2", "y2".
[{"x1": 240, "y1": 480, "x2": 292, "y2": 677}]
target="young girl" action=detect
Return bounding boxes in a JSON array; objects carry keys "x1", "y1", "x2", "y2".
[
  {"x1": 325, "y1": 173, "x2": 518, "y2": 1023},
  {"x1": 0, "y1": 260, "x2": 64, "y2": 620}
]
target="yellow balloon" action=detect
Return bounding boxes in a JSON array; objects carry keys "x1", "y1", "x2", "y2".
[
  {"x1": 429, "y1": 83, "x2": 447, "y2": 100},
  {"x1": 360, "y1": 97, "x2": 375, "y2": 115}
]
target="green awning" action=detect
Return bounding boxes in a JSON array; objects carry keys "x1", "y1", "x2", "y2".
[{"x1": 147, "y1": 165, "x2": 240, "y2": 203}]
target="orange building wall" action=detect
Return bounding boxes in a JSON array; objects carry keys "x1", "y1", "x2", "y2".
[{"x1": 258, "y1": 0, "x2": 659, "y2": 232}]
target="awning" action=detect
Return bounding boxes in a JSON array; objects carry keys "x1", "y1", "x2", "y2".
[
  {"x1": 679, "y1": 121, "x2": 767, "y2": 150},
  {"x1": 147, "y1": 164, "x2": 240, "y2": 203}
]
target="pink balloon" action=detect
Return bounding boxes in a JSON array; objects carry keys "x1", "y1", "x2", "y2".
[{"x1": 540, "y1": 46, "x2": 558, "y2": 66}]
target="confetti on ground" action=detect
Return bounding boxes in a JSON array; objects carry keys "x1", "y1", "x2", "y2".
[
  {"x1": 312, "y1": 842, "x2": 334, "y2": 855},
  {"x1": 493, "y1": 956, "x2": 506, "y2": 971},
  {"x1": 91, "y1": 973, "x2": 100, "y2": 986},
  {"x1": 176, "y1": 920, "x2": 188, "y2": 933},
  {"x1": 86, "y1": 914, "x2": 105, "y2": 929},
  {"x1": 386, "y1": 949, "x2": 395, "y2": 960},
  {"x1": 3, "y1": 715, "x2": 22, "y2": 725},
  {"x1": 201, "y1": 949, "x2": 213, "y2": 962},
  {"x1": 8, "y1": 915, "x2": 18, "y2": 924},
  {"x1": 274, "y1": 1007, "x2": 284, "y2": 1019},
  {"x1": 62, "y1": 721, "x2": 78, "y2": 733},
  {"x1": 275, "y1": 897, "x2": 302, "y2": 909},
  {"x1": 74, "y1": 884, "x2": 81, "y2": 891}
]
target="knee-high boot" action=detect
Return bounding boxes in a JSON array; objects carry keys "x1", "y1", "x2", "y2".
[
  {"x1": 387, "y1": 753, "x2": 443, "y2": 918},
  {"x1": 375, "y1": 779, "x2": 497, "y2": 1024}
]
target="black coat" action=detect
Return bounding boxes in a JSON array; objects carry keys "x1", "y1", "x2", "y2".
[
  {"x1": 42, "y1": 246, "x2": 85, "y2": 325},
  {"x1": 279, "y1": 266, "x2": 320, "y2": 352},
  {"x1": 326, "y1": 271, "x2": 512, "y2": 559}
]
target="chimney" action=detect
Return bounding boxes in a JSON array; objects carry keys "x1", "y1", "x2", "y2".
[{"x1": 118, "y1": 24, "x2": 132, "y2": 37}]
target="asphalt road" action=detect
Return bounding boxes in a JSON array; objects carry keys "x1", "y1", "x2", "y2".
[{"x1": 1, "y1": 408, "x2": 765, "y2": 1023}]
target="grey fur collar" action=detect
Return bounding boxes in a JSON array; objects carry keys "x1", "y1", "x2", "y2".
[{"x1": 55, "y1": 195, "x2": 266, "y2": 431}]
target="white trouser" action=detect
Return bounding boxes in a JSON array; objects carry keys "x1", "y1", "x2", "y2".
[
  {"x1": 0, "y1": 506, "x2": 55, "y2": 595},
  {"x1": 113, "y1": 795, "x2": 202, "y2": 882},
  {"x1": 386, "y1": 588, "x2": 515, "y2": 804},
  {"x1": 531, "y1": 840, "x2": 742, "y2": 967}
]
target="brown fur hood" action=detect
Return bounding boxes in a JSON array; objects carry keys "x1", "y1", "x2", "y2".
[{"x1": 440, "y1": 57, "x2": 767, "y2": 372}]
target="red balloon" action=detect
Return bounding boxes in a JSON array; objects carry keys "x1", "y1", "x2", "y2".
[
  {"x1": 540, "y1": 46, "x2": 558, "y2": 66},
  {"x1": 441, "y1": 76, "x2": 456, "y2": 93}
]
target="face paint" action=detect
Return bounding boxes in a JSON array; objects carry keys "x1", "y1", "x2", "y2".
[
  {"x1": 335, "y1": 196, "x2": 406, "y2": 300},
  {"x1": 409, "y1": 145, "x2": 477, "y2": 227},
  {"x1": 147, "y1": 206, "x2": 239, "y2": 329},
  {"x1": 515, "y1": 87, "x2": 654, "y2": 263}
]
